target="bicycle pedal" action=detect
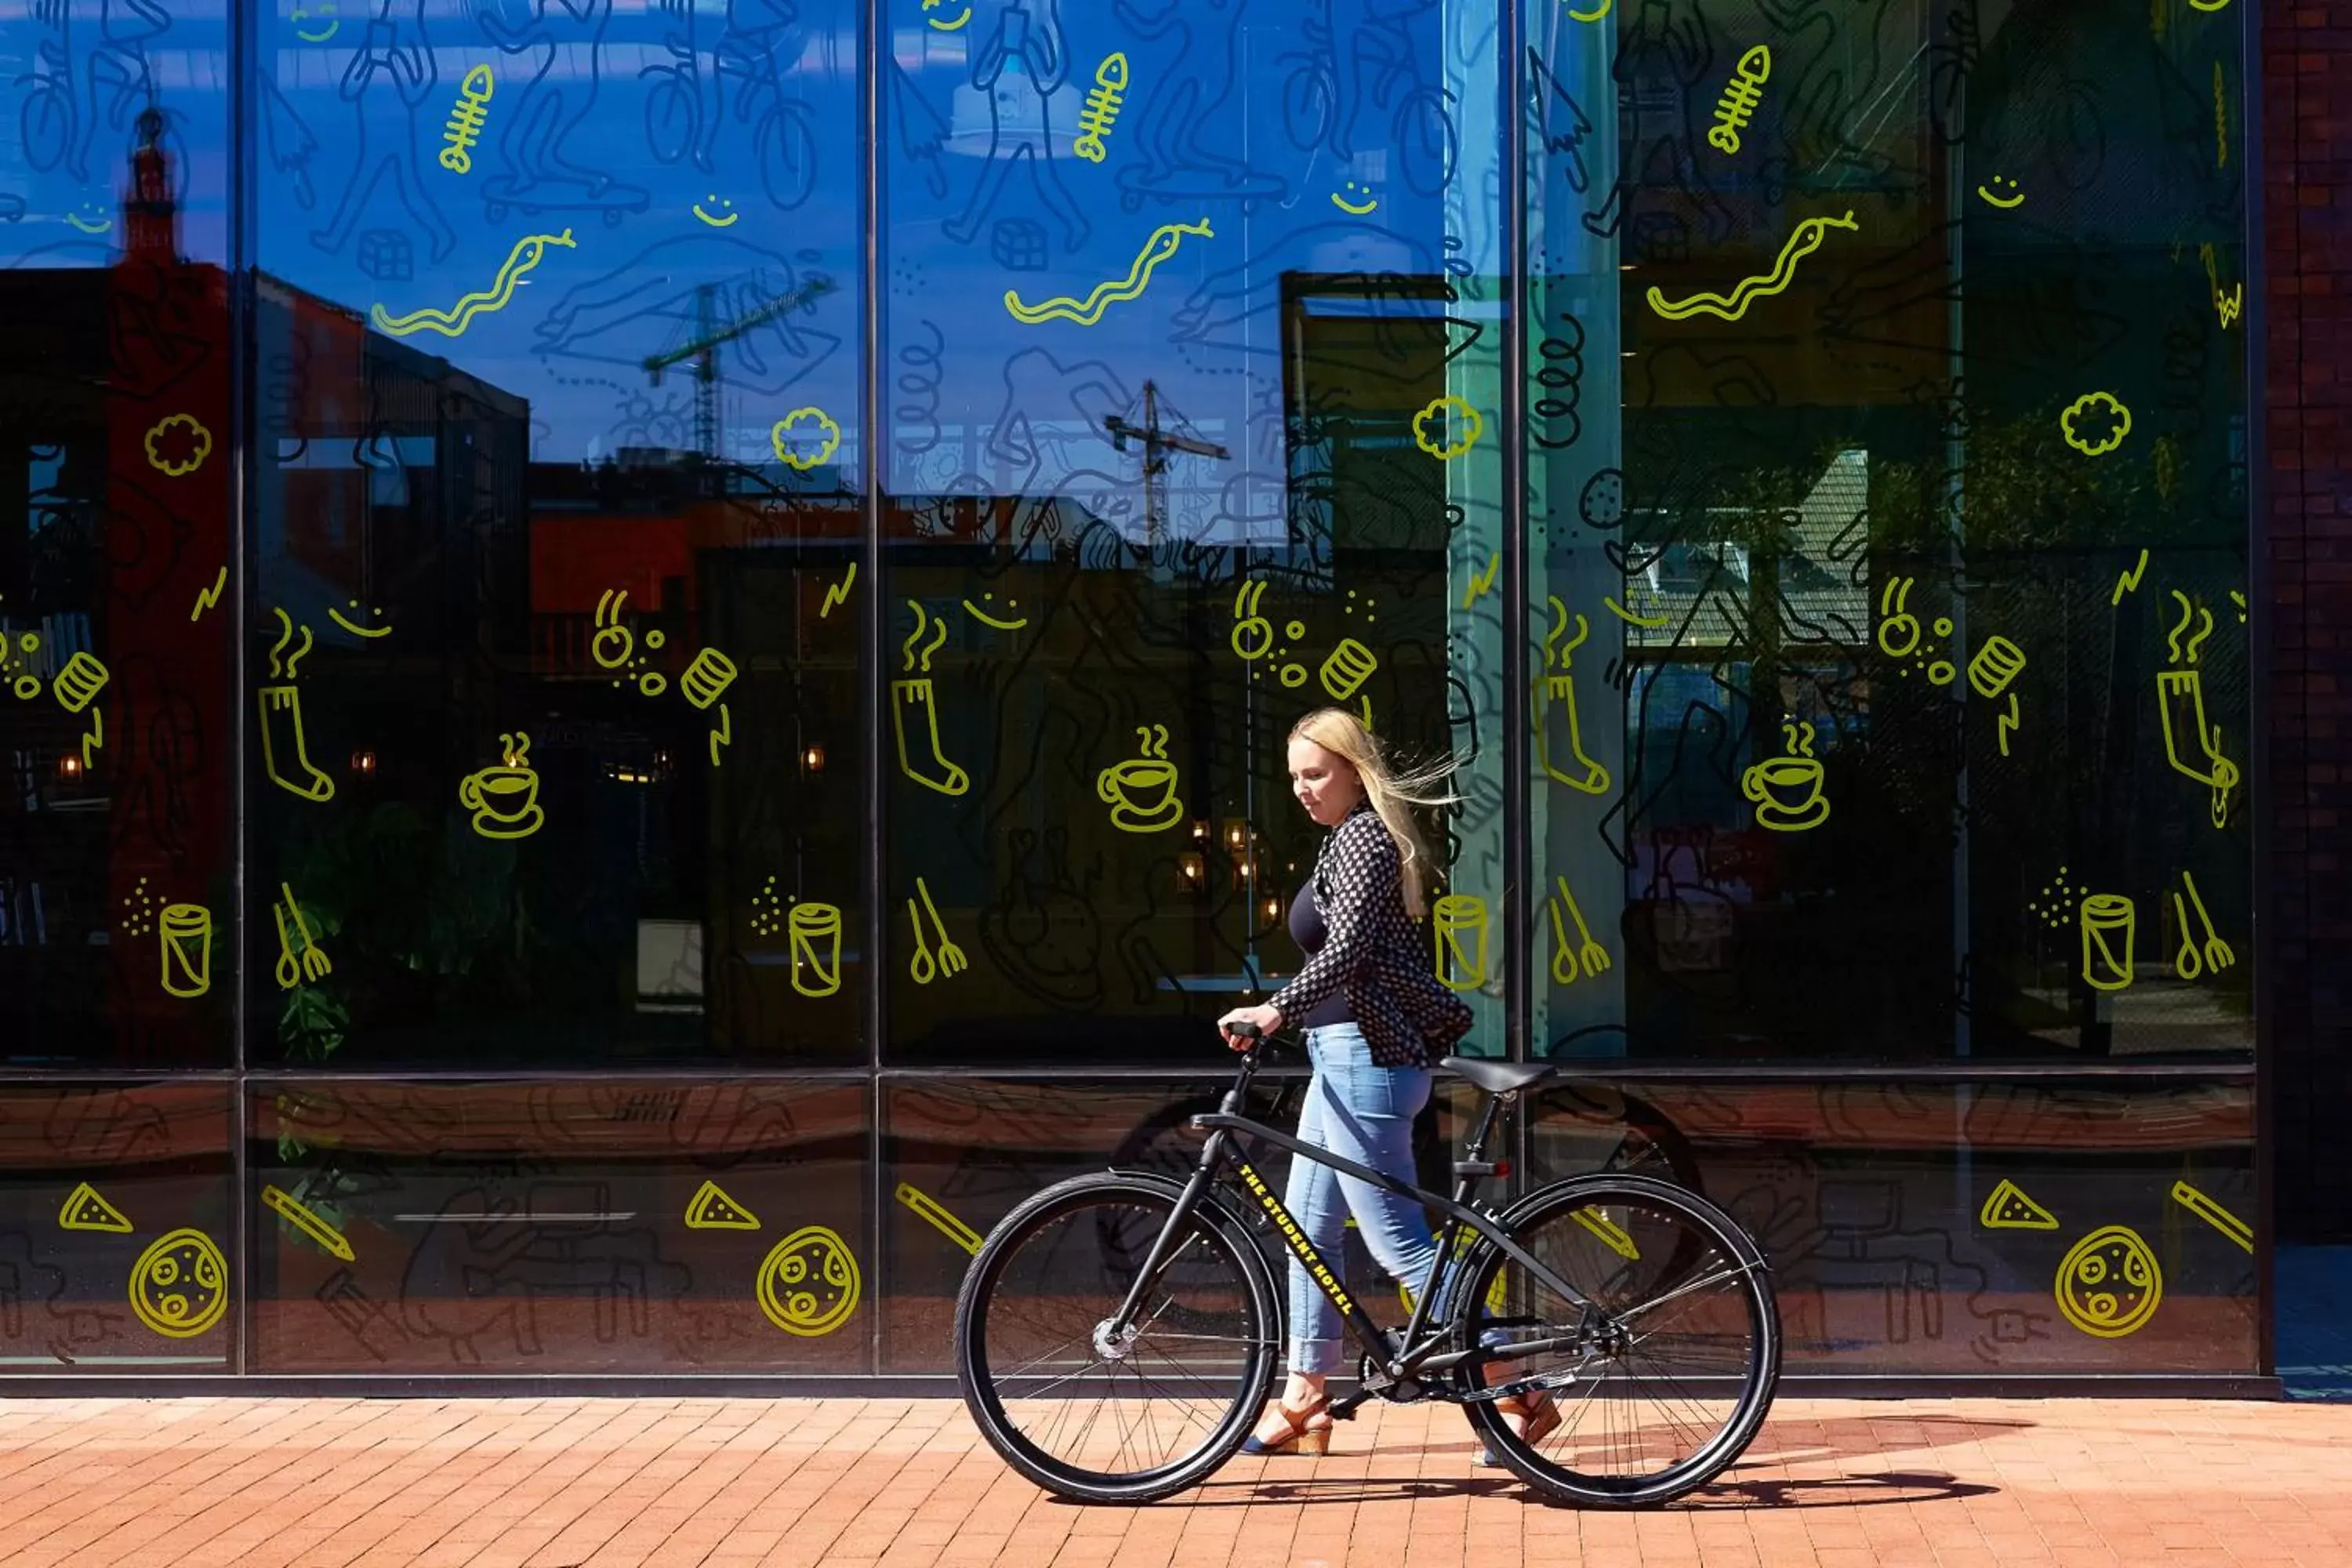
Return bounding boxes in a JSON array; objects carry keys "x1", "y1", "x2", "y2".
[{"x1": 1326, "y1": 1392, "x2": 1371, "y2": 1421}]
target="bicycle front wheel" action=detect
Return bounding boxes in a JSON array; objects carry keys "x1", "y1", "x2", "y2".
[
  {"x1": 955, "y1": 1173, "x2": 1277, "y2": 1504},
  {"x1": 1452, "y1": 1174, "x2": 1780, "y2": 1508}
]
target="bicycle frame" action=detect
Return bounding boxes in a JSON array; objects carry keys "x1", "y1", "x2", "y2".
[{"x1": 1106, "y1": 1043, "x2": 1599, "y2": 1396}]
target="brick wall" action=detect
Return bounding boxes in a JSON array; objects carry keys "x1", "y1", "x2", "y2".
[{"x1": 2263, "y1": 3, "x2": 2352, "y2": 1243}]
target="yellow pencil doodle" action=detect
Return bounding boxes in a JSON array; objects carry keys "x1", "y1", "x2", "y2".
[
  {"x1": 1461, "y1": 553, "x2": 1501, "y2": 609},
  {"x1": 771, "y1": 405, "x2": 841, "y2": 471},
  {"x1": 963, "y1": 592, "x2": 1027, "y2": 630},
  {"x1": 327, "y1": 600, "x2": 391, "y2": 639},
  {"x1": 58, "y1": 1181, "x2": 132, "y2": 1234},
  {"x1": 143, "y1": 413, "x2": 212, "y2": 477},
  {"x1": 757, "y1": 1225, "x2": 861, "y2": 1338},
  {"x1": 437, "y1": 64, "x2": 493, "y2": 174},
  {"x1": 1603, "y1": 595, "x2": 1668, "y2": 629},
  {"x1": 1976, "y1": 175, "x2": 2024, "y2": 209},
  {"x1": 895, "y1": 1182, "x2": 984, "y2": 1255},
  {"x1": 820, "y1": 564, "x2": 857, "y2": 618},
  {"x1": 1330, "y1": 181, "x2": 1379, "y2": 216},
  {"x1": 1412, "y1": 394, "x2": 1482, "y2": 460},
  {"x1": 2169, "y1": 1180, "x2": 2252, "y2": 1253},
  {"x1": 2170, "y1": 869, "x2": 2234, "y2": 978},
  {"x1": 1098, "y1": 724, "x2": 1185, "y2": 833},
  {"x1": 1979, "y1": 1178, "x2": 2059, "y2": 1231},
  {"x1": 2079, "y1": 894, "x2": 2136, "y2": 993},
  {"x1": 1535, "y1": 599, "x2": 1610, "y2": 795},
  {"x1": 2113, "y1": 548, "x2": 2150, "y2": 604},
  {"x1": 684, "y1": 1179, "x2": 762, "y2": 1231},
  {"x1": 129, "y1": 1228, "x2": 230, "y2": 1339},
  {"x1": 263, "y1": 1184, "x2": 357, "y2": 1261},
  {"x1": 1004, "y1": 218, "x2": 1211, "y2": 326},
  {"x1": 371, "y1": 230, "x2": 575, "y2": 338},
  {"x1": 2060, "y1": 390, "x2": 2132, "y2": 456},
  {"x1": 908, "y1": 876, "x2": 969, "y2": 985},
  {"x1": 1434, "y1": 894, "x2": 1489, "y2": 992},
  {"x1": 191, "y1": 566, "x2": 227, "y2": 622},
  {"x1": 459, "y1": 732, "x2": 545, "y2": 840},
  {"x1": 1646, "y1": 212, "x2": 1857, "y2": 321},
  {"x1": 2054, "y1": 1225, "x2": 2162, "y2": 1339},
  {"x1": 692, "y1": 194, "x2": 738, "y2": 227},
  {"x1": 2157, "y1": 591, "x2": 2238, "y2": 826},
  {"x1": 1072, "y1": 53, "x2": 1128, "y2": 162},
  {"x1": 1744, "y1": 720, "x2": 1830, "y2": 832},
  {"x1": 892, "y1": 601, "x2": 968, "y2": 796},
  {"x1": 1706, "y1": 46, "x2": 1770, "y2": 154},
  {"x1": 1546, "y1": 874, "x2": 1609, "y2": 985},
  {"x1": 921, "y1": 0, "x2": 971, "y2": 30},
  {"x1": 789, "y1": 901, "x2": 844, "y2": 997},
  {"x1": 158, "y1": 902, "x2": 212, "y2": 998}
]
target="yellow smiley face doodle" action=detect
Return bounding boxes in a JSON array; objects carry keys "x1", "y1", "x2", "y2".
[
  {"x1": 2054, "y1": 1224, "x2": 2163, "y2": 1339},
  {"x1": 757, "y1": 1225, "x2": 862, "y2": 1338},
  {"x1": 129, "y1": 1227, "x2": 230, "y2": 1338}
]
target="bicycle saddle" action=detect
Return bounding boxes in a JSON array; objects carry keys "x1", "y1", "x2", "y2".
[{"x1": 1440, "y1": 1057, "x2": 1559, "y2": 1096}]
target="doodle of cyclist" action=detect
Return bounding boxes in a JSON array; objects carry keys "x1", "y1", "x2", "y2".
[
  {"x1": 477, "y1": 0, "x2": 646, "y2": 210},
  {"x1": 942, "y1": 2, "x2": 1090, "y2": 253},
  {"x1": 309, "y1": 0, "x2": 456, "y2": 263}
]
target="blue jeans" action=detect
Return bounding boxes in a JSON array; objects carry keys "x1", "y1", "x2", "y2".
[{"x1": 1283, "y1": 1022, "x2": 1440, "y2": 1374}]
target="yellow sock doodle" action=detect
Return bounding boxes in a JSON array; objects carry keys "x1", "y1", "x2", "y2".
[
  {"x1": 1534, "y1": 599, "x2": 1610, "y2": 795},
  {"x1": 1004, "y1": 219, "x2": 1211, "y2": 326},
  {"x1": 891, "y1": 601, "x2": 968, "y2": 795},
  {"x1": 1706, "y1": 46, "x2": 1770, "y2": 154},
  {"x1": 372, "y1": 230, "x2": 575, "y2": 338},
  {"x1": 2155, "y1": 591, "x2": 2237, "y2": 825},
  {"x1": 1646, "y1": 212, "x2": 1857, "y2": 321},
  {"x1": 438, "y1": 64, "x2": 493, "y2": 174},
  {"x1": 895, "y1": 1181, "x2": 983, "y2": 1256},
  {"x1": 1072, "y1": 53, "x2": 1128, "y2": 162}
]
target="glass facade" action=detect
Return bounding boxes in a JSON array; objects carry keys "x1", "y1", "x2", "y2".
[{"x1": 0, "y1": 0, "x2": 2259, "y2": 1382}]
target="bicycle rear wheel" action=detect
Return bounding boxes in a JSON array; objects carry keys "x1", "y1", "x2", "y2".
[
  {"x1": 956, "y1": 1173, "x2": 1277, "y2": 1504},
  {"x1": 1451, "y1": 1174, "x2": 1780, "y2": 1508}
]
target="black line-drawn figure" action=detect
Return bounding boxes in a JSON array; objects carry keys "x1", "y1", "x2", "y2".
[
  {"x1": 309, "y1": 0, "x2": 456, "y2": 263},
  {"x1": 978, "y1": 823, "x2": 1106, "y2": 1013},
  {"x1": 1109, "y1": 0, "x2": 1286, "y2": 212},
  {"x1": 478, "y1": 0, "x2": 650, "y2": 223},
  {"x1": 713, "y1": 0, "x2": 824, "y2": 211},
  {"x1": 1277, "y1": 0, "x2": 1455, "y2": 196},
  {"x1": 888, "y1": 54, "x2": 953, "y2": 201},
  {"x1": 16, "y1": 0, "x2": 183, "y2": 188},
  {"x1": 942, "y1": 2, "x2": 1089, "y2": 252},
  {"x1": 260, "y1": 71, "x2": 321, "y2": 213}
]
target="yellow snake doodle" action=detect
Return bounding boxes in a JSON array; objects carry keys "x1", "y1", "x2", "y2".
[
  {"x1": 1646, "y1": 212, "x2": 1857, "y2": 321},
  {"x1": 371, "y1": 230, "x2": 577, "y2": 338},
  {"x1": 1004, "y1": 219, "x2": 1212, "y2": 326}
]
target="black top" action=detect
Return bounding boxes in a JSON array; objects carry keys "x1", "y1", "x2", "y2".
[
  {"x1": 1286, "y1": 882, "x2": 1356, "y2": 1030},
  {"x1": 1268, "y1": 802, "x2": 1474, "y2": 1068}
]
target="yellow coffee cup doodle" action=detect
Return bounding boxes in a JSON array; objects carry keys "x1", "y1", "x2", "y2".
[
  {"x1": 459, "y1": 732, "x2": 544, "y2": 840},
  {"x1": 1097, "y1": 724, "x2": 1185, "y2": 833}
]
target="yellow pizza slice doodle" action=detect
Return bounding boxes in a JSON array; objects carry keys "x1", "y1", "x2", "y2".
[
  {"x1": 261, "y1": 1184, "x2": 358, "y2": 1261},
  {"x1": 684, "y1": 1178, "x2": 762, "y2": 1231},
  {"x1": 58, "y1": 1180, "x2": 132, "y2": 1233},
  {"x1": 1979, "y1": 1178, "x2": 2059, "y2": 1230},
  {"x1": 1573, "y1": 1207, "x2": 1642, "y2": 1261}
]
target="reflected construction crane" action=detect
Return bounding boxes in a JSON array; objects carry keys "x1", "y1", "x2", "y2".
[
  {"x1": 643, "y1": 273, "x2": 837, "y2": 459},
  {"x1": 1105, "y1": 379, "x2": 1229, "y2": 544}
]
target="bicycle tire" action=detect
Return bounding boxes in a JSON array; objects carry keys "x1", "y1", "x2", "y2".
[
  {"x1": 1448, "y1": 1174, "x2": 1779, "y2": 1508},
  {"x1": 756, "y1": 103, "x2": 819, "y2": 211},
  {"x1": 956, "y1": 1171, "x2": 1278, "y2": 1504}
]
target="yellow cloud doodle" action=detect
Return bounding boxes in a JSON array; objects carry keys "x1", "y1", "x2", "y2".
[
  {"x1": 771, "y1": 406, "x2": 842, "y2": 470},
  {"x1": 2060, "y1": 391, "x2": 2132, "y2": 457},
  {"x1": 1412, "y1": 394, "x2": 1482, "y2": 460},
  {"x1": 144, "y1": 414, "x2": 213, "y2": 476}
]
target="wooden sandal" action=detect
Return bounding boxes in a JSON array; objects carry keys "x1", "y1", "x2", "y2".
[
  {"x1": 1479, "y1": 1392, "x2": 1563, "y2": 1465},
  {"x1": 1241, "y1": 1394, "x2": 1333, "y2": 1456}
]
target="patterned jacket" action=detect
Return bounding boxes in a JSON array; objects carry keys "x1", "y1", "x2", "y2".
[{"x1": 1269, "y1": 803, "x2": 1473, "y2": 1068}]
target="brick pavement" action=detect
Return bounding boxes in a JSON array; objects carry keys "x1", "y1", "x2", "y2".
[{"x1": 0, "y1": 1396, "x2": 2346, "y2": 1567}]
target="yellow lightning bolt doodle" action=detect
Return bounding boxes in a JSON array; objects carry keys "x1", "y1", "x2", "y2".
[
  {"x1": 1646, "y1": 212, "x2": 1857, "y2": 321},
  {"x1": 81, "y1": 708, "x2": 102, "y2": 770},
  {"x1": 371, "y1": 230, "x2": 576, "y2": 338},
  {"x1": 190, "y1": 567, "x2": 227, "y2": 622},
  {"x1": 1004, "y1": 220, "x2": 1212, "y2": 326},
  {"x1": 2112, "y1": 549, "x2": 2150, "y2": 605},
  {"x1": 1997, "y1": 692, "x2": 2020, "y2": 757},
  {"x1": 708, "y1": 703, "x2": 731, "y2": 768},
  {"x1": 1461, "y1": 551, "x2": 1501, "y2": 608},
  {"x1": 820, "y1": 564, "x2": 857, "y2": 618}
]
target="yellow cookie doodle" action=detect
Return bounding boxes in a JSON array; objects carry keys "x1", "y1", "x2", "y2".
[
  {"x1": 757, "y1": 1224, "x2": 861, "y2": 1338},
  {"x1": 2053, "y1": 1224, "x2": 2162, "y2": 1339},
  {"x1": 129, "y1": 1227, "x2": 230, "y2": 1338}
]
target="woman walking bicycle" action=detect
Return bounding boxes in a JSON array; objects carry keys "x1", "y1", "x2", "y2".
[{"x1": 1214, "y1": 708, "x2": 1555, "y2": 1459}]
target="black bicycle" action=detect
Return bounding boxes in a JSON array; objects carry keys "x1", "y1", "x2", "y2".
[{"x1": 954, "y1": 1025, "x2": 1781, "y2": 1507}]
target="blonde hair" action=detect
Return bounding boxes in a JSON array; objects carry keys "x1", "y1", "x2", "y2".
[{"x1": 1289, "y1": 708, "x2": 1454, "y2": 919}]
